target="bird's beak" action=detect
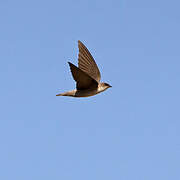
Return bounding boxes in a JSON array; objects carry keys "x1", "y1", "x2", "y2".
[{"x1": 109, "y1": 85, "x2": 112, "y2": 88}]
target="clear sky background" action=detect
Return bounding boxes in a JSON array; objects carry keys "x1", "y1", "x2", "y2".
[{"x1": 0, "y1": 0, "x2": 180, "y2": 179}]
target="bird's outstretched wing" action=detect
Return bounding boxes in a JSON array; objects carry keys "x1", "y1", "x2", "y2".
[
  {"x1": 68, "y1": 62, "x2": 98, "y2": 90},
  {"x1": 78, "y1": 40, "x2": 101, "y2": 83}
]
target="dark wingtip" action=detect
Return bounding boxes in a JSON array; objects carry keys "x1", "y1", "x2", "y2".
[
  {"x1": 68, "y1": 62, "x2": 77, "y2": 68},
  {"x1": 78, "y1": 40, "x2": 84, "y2": 47}
]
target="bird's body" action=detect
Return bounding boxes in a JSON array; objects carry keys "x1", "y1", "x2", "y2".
[
  {"x1": 57, "y1": 83, "x2": 109, "y2": 97},
  {"x1": 56, "y1": 41, "x2": 111, "y2": 98}
]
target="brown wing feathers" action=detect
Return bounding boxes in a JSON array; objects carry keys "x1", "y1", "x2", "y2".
[
  {"x1": 68, "y1": 41, "x2": 101, "y2": 90},
  {"x1": 78, "y1": 41, "x2": 101, "y2": 82},
  {"x1": 68, "y1": 62, "x2": 97, "y2": 90}
]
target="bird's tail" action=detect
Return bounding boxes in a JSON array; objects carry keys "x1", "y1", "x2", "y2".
[
  {"x1": 56, "y1": 91, "x2": 73, "y2": 96},
  {"x1": 56, "y1": 90, "x2": 75, "y2": 97},
  {"x1": 56, "y1": 93, "x2": 66, "y2": 96},
  {"x1": 56, "y1": 88, "x2": 68, "y2": 96}
]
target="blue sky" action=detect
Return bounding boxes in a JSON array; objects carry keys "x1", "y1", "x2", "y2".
[{"x1": 0, "y1": 0, "x2": 180, "y2": 179}]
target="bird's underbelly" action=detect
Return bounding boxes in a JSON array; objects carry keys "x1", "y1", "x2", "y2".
[{"x1": 75, "y1": 89, "x2": 99, "y2": 97}]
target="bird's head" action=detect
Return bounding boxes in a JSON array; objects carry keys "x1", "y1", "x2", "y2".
[{"x1": 100, "y1": 82, "x2": 112, "y2": 90}]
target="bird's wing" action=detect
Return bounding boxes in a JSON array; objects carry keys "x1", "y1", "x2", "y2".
[
  {"x1": 68, "y1": 62, "x2": 98, "y2": 90},
  {"x1": 78, "y1": 40, "x2": 101, "y2": 83}
]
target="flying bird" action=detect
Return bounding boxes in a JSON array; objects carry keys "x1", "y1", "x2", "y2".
[{"x1": 56, "y1": 40, "x2": 111, "y2": 97}]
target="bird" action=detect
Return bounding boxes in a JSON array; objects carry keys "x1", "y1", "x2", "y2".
[{"x1": 56, "y1": 40, "x2": 112, "y2": 97}]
